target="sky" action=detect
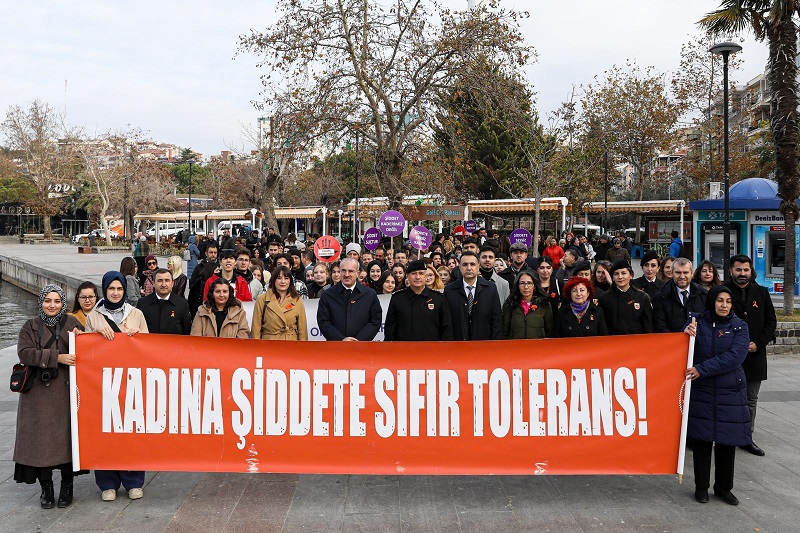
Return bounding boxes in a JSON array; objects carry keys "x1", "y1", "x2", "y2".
[{"x1": 1, "y1": 1, "x2": 769, "y2": 158}]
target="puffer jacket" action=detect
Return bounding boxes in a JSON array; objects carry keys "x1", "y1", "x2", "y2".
[{"x1": 687, "y1": 310, "x2": 752, "y2": 446}]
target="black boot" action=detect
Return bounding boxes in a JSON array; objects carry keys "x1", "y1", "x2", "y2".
[
  {"x1": 40, "y1": 480, "x2": 55, "y2": 509},
  {"x1": 57, "y1": 479, "x2": 73, "y2": 508}
]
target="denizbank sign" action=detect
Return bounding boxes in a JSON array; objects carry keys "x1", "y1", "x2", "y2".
[{"x1": 754, "y1": 214, "x2": 785, "y2": 222}]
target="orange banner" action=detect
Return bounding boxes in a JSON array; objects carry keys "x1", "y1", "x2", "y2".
[{"x1": 71, "y1": 333, "x2": 690, "y2": 475}]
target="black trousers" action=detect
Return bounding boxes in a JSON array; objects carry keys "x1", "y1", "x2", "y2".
[{"x1": 693, "y1": 440, "x2": 735, "y2": 491}]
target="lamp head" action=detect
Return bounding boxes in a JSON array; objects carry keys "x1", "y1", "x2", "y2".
[{"x1": 709, "y1": 42, "x2": 743, "y2": 56}]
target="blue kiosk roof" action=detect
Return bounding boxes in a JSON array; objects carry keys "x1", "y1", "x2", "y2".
[{"x1": 689, "y1": 178, "x2": 800, "y2": 210}]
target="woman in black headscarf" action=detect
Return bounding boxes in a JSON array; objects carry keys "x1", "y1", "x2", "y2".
[
  {"x1": 14, "y1": 284, "x2": 84, "y2": 509},
  {"x1": 83, "y1": 271, "x2": 148, "y2": 501},
  {"x1": 684, "y1": 285, "x2": 751, "y2": 506}
]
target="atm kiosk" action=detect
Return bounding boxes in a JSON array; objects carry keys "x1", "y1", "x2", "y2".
[
  {"x1": 690, "y1": 178, "x2": 800, "y2": 296},
  {"x1": 699, "y1": 222, "x2": 740, "y2": 271}
]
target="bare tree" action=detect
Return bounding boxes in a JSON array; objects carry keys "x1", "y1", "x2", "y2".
[
  {"x1": 238, "y1": 0, "x2": 531, "y2": 209},
  {"x1": 1, "y1": 100, "x2": 80, "y2": 237}
]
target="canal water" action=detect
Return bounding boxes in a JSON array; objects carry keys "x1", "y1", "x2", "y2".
[{"x1": 0, "y1": 280, "x2": 39, "y2": 349}]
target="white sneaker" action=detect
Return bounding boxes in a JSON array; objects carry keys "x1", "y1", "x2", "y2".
[
  {"x1": 128, "y1": 488, "x2": 143, "y2": 500},
  {"x1": 101, "y1": 489, "x2": 116, "y2": 501}
]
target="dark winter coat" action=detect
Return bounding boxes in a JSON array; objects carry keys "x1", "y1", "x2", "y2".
[
  {"x1": 631, "y1": 276, "x2": 665, "y2": 300},
  {"x1": 554, "y1": 302, "x2": 609, "y2": 337},
  {"x1": 724, "y1": 280, "x2": 777, "y2": 382},
  {"x1": 444, "y1": 277, "x2": 503, "y2": 340},
  {"x1": 384, "y1": 287, "x2": 453, "y2": 341},
  {"x1": 136, "y1": 292, "x2": 192, "y2": 335},
  {"x1": 687, "y1": 310, "x2": 752, "y2": 446},
  {"x1": 652, "y1": 281, "x2": 707, "y2": 333},
  {"x1": 317, "y1": 282, "x2": 382, "y2": 341},
  {"x1": 14, "y1": 315, "x2": 83, "y2": 467},
  {"x1": 597, "y1": 286, "x2": 653, "y2": 335},
  {"x1": 503, "y1": 299, "x2": 553, "y2": 339}
]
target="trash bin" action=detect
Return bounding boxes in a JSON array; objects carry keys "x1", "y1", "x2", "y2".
[
  {"x1": 89, "y1": 233, "x2": 96, "y2": 247},
  {"x1": 632, "y1": 244, "x2": 643, "y2": 259}
]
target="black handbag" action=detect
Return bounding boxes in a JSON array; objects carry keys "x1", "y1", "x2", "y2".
[
  {"x1": 10, "y1": 316, "x2": 63, "y2": 393},
  {"x1": 10, "y1": 363, "x2": 35, "y2": 393}
]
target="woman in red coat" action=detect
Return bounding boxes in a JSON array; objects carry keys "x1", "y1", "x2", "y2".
[{"x1": 542, "y1": 236, "x2": 565, "y2": 268}]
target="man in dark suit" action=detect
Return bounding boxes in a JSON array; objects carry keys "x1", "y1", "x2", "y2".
[
  {"x1": 725, "y1": 254, "x2": 777, "y2": 457},
  {"x1": 444, "y1": 251, "x2": 502, "y2": 340},
  {"x1": 652, "y1": 258, "x2": 707, "y2": 332},
  {"x1": 632, "y1": 250, "x2": 665, "y2": 300},
  {"x1": 384, "y1": 260, "x2": 453, "y2": 341},
  {"x1": 137, "y1": 268, "x2": 192, "y2": 335},
  {"x1": 317, "y1": 257, "x2": 382, "y2": 341}
]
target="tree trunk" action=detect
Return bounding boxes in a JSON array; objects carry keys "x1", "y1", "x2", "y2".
[
  {"x1": 533, "y1": 182, "x2": 542, "y2": 258},
  {"x1": 767, "y1": 14, "x2": 800, "y2": 315},
  {"x1": 783, "y1": 207, "x2": 797, "y2": 314},
  {"x1": 42, "y1": 215, "x2": 52, "y2": 239}
]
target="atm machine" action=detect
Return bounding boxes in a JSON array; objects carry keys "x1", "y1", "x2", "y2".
[{"x1": 700, "y1": 222, "x2": 739, "y2": 271}]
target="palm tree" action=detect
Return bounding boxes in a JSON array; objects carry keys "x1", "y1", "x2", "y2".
[{"x1": 701, "y1": 2, "x2": 800, "y2": 315}]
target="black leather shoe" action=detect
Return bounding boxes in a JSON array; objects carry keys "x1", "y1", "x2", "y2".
[
  {"x1": 694, "y1": 489, "x2": 709, "y2": 503},
  {"x1": 740, "y1": 443, "x2": 766, "y2": 456},
  {"x1": 40, "y1": 480, "x2": 55, "y2": 509},
  {"x1": 57, "y1": 480, "x2": 73, "y2": 508},
  {"x1": 714, "y1": 489, "x2": 739, "y2": 506}
]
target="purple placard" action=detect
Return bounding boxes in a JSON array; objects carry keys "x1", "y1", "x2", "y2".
[
  {"x1": 409, "y1": 225, "x2": 432, "y2": 250},
  {"x1": 464, "y1": 219, "x2": 478, "y2": 233},
  {"x1": 509, "y1": 228, "x2": 532, "y2": 248},
  {"x1": 363, "y1": 227, "x2": 382, "y2": 250},
  {"x1": 377, "y1": 210, "x2": 406, "y2": 237}
]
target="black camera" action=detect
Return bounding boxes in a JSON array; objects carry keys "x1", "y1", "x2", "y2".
[{"x1": 39, "y1": 367, "x2": 58, "y2": 383}]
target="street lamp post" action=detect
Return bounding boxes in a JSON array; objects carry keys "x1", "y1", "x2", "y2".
[
  {"x1": 709, "y1": 41, "x2": 743, "y2": 281},
  {"x1": 187, "y1": 160, "x2": 194, "y2": 237},
  {"x1": 354, "y1": 128, "x2": 360, "y2": 243}
]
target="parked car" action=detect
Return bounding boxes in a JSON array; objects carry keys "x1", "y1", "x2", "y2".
[{"x1": 71, "y1": 229, "x2": 121, "y2": 245}]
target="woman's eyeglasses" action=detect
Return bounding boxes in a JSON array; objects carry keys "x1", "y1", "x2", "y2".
[
  {"x1": 78, "y1": 295, "x2": 96, "y2": 301},
  {"x1": 147, "y1": 261, "x2": 157, "y2": 266}
]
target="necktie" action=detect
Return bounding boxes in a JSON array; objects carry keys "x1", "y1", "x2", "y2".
[
  {"x1": 466, "y1": 285, "x2": 474, "y2": 316},
  {"x1": 681, "y1": 290, "x2": 688, "y2": 307},
  {"x1": 344, "y1": 288, "x2": 352, "y2": 303}
]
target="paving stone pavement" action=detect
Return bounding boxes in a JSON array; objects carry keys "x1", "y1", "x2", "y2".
[
  {"x1": 1, "y1": 243, "x2": 799, "y2": 532},
  {"x1": 1, "y1": 346, "x2": 799, "y2": 532}
]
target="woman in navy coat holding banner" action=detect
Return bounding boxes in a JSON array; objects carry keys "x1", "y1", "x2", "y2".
[{"x1": 684, "y1": 285, "x2": 751, "y2": 506}]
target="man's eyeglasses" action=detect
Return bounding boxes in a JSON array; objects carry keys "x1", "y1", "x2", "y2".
[{"x1": 78, "y1": 295, "x2": 96, "y2": 301}]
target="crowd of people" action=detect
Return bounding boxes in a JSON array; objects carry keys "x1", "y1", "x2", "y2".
[{"x1": 13, "y1": 225, "x2": 777, "y2": 508}]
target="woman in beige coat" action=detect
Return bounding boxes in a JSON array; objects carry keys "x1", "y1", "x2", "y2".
[
  {"x1": 82, "y1": 271, "x2": 148, "y2": 502},
  {"x1": 191, "y1": 277, "x2": 250, "y2": 338},
  {"x1": 251, "y1": 265, "x2": 308, "y2": 340}
]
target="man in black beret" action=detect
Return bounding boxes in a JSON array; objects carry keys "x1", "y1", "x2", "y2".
[
  {"x1": 598, "y1": 259, "x2": 653, "y2": 335},
  {"x1": 384, "y1": 260, "x2": 453, "y2": 341},
  {"x1": 631, "y1": 250, "x2": 665, "y2": 299}
]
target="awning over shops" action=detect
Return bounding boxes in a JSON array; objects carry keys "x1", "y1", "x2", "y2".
[
  {"x1": 466, "y1": 197, "x2": 570, "y2": 232},
  {"x1": 467, "y1": 198, "x2": 570, "y2": 214},
  {"x1": 581, "y1": 200, "x2": 686, "y2": 213},
  {"x1": 133, "y1": 209, "x2": 261, "y2": 221},
  {"x1": 274, "y1": 207, "x2": 323, "y2": 219}
]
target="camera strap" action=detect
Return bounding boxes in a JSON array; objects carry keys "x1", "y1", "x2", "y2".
[{"x1": 36, "y1": 317, "x2": 62, "y2": 351}]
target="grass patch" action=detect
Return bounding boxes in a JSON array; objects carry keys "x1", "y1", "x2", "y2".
[{"x1": 776, "y1": 309, "x2": 800, "y2": 322}]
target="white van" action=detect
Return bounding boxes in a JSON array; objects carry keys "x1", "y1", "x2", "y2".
[{"x1": 217, "y1": 220, "x2": 253, "y2": 238}]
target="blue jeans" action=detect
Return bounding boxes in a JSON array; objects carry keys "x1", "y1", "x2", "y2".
[{"x1": 95, "y1": 470, "x2": 145, "y2": 491}]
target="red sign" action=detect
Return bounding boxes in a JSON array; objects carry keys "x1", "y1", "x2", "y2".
[
  {"x1": 453, "y1": 225, "x2": 467, "y2": 237},
  {"x1": 774, "y1": 282, "x2": 784, "y2": 293},
  {"x1": 72, "y1": 333, "x2": 691, "y2": 475},
  {"x1": 313, "y1": 235, "x2": 341, "y2": 263},
  {"x1": 770, "y1": 226, "x2": 785, "y2": 232}
]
